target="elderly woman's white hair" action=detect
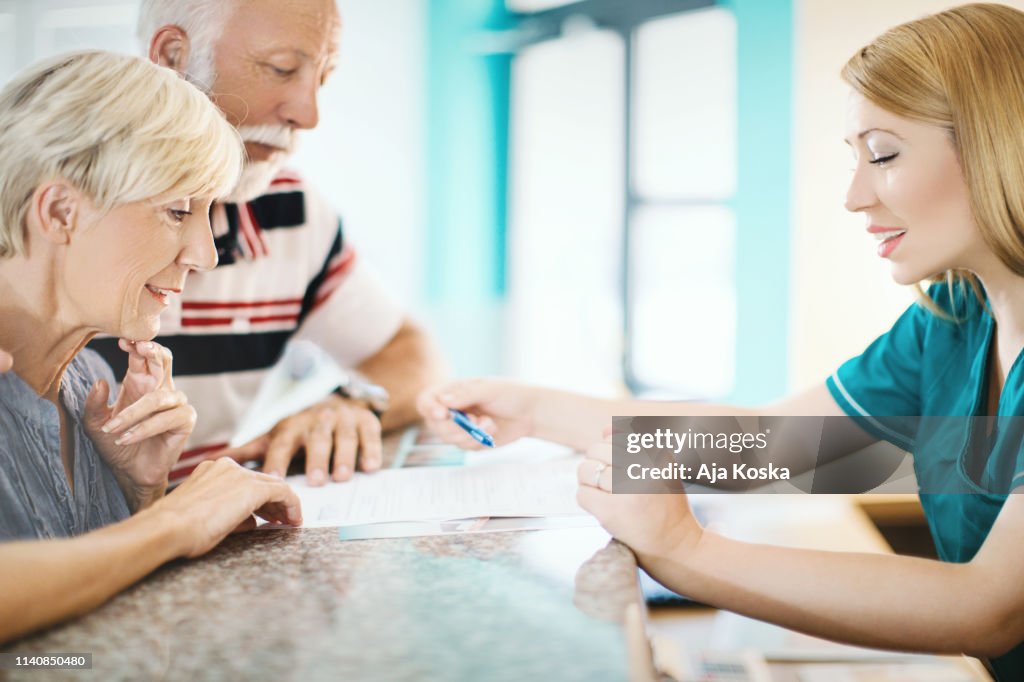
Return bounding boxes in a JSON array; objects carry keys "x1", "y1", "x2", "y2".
[
  {"x1": 136, "y1": 0, "x2": 236, "y2": 90},
  {"x1": 0, "y1": 50, "x2": 242, "y2": 258}
]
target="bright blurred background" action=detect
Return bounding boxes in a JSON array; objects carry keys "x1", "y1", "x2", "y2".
[{"x1": 0, "y1": 0, "x2": 997, "y2": 404}]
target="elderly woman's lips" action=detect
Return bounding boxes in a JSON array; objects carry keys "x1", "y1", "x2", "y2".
[{"x1": 144, "y1": 285, "x2": 174, "y2": 305}]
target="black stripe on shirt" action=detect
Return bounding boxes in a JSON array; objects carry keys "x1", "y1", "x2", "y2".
[
  {"x1": 247, "y1": 191, "x2": 305, "y2": 230},
  {"x1": 88, "y1": 331, "x2": 292, "y2": 378},
  {"x1": 215, "y1": 204, "x2": 241, "y2": 266},
  {"x1": 297, "y1": 221, "x2": 344, "y2": 326},
  {"x1": 213, "y1": 192, "x2": 307, "y2": 267}
]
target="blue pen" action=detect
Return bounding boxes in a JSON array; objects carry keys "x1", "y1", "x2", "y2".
[{"x1": 449, "y1": 408, "x2": 495, "y2": 447}]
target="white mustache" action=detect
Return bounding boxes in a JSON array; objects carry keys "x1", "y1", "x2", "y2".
[{"x1": 237, "y1": 124, "x2": 295, "y2": 152}]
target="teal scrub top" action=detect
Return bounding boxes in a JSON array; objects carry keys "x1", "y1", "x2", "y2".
[{"x1": 826, "y1": 282, "x2": 1024, "y2": 680}]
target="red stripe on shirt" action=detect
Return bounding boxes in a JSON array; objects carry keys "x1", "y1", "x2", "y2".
[
  {"x1": 183, "y1": 298, "x2": 302, "y2": 310},
  {"x1": 180, "y1": 441, "x2": 230, "y2": 459},
  {"x1": 309, "y1": 250, "x2": 357, "y2": 309},
  {"x1": 324, "y1": 248, "x2": 356, "y2": 280},
  {"x1": 271, "y1": 169, "x2": 302, "y2": 184},
  {"x1": 237, "y1": 203, "x2": 267, "y2": 259},
  {"x1": 171, "y1": 441, "x2": 231, "y2": 480},
  {"x1": 181, "y1": 314, "x2": 299, "y2": 327},
  {"x1": 245, "y1": 203, "x2": 270, "y2": 257}
]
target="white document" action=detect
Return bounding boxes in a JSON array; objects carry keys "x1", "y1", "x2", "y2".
[{"x1": 281, "y1": 445, "x2": 585, "y2": 528}]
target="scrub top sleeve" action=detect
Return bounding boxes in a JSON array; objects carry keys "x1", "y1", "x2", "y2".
[
  {"x1": 1009, "y1": 442, "x2": 1024, "y2": 491},
  {"x1": 826, "y1": 300, "x2": 929, "y2": 451}
]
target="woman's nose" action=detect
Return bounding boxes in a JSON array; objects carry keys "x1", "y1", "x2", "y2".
[{"x1": 179, "y1": 214, "x2": 218, "y2": 272}]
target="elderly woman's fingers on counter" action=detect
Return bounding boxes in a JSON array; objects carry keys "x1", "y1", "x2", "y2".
[{"x1": 157, "y1": 458, "x2": 302, "y2": 559}]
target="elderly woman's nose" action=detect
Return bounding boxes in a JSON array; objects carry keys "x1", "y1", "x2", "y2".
[{"x1": 179, "y1": 218, "x2": 218, "y2": 271}]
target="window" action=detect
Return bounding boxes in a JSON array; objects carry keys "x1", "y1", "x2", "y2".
[
  {"x1": 507, "y1": 27, "x2": 624, "y2": 393},
  {"x1": 506, "y1": 0, "x2": 744, "y2": 397},
  {"x1": 0, "y1": 4, "x2": 14, "y2": 85},
  {"x1": 628, "y1": 8, "x2": 737, "y2": 397},
  {"x1": 1, "y1": 1, "x2": 138, "y2": 82}
]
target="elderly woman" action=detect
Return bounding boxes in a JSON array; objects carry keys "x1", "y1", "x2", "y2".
[{"x1": 0, "y1": 51, "x2": 301, "y2": 643}]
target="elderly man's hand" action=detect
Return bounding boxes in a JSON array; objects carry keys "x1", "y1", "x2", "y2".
[{"x1": 225, "y1": 394, "x2": 383, "y2": 485}]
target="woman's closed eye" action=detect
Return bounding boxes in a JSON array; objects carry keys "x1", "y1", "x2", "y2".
[{"x1": 869, "y1": 152, "x2": 899, "y2": 166}]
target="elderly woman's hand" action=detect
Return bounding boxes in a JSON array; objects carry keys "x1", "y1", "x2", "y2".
[
  {"x1": 83, "y1": 340, "x2": 194, "y2": 511},
  {"x1": 150, "y1": 458, "x2": 302, "y2": 558}
]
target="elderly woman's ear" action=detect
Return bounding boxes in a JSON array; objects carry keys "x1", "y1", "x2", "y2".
[{"x1": 29, "y1": 181, "x2": 81, "y2": 248}]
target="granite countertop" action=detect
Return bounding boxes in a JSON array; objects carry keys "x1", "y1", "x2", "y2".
[{"x1": 6, "y1": 433, "x2": 644, "y2": 682}]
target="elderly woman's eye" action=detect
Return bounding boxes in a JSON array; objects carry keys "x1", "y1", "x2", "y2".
[{"x1": 168, "y1": 208, "x2": 192, "y2": 223}]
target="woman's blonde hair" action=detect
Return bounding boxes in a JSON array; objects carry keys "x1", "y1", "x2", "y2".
[
  {"x1": 0, "y1": 50, "x2": 242, "y2": 258},
  {"x1": 842, "y1": 3, "x2": 1024, "y2": 316}
]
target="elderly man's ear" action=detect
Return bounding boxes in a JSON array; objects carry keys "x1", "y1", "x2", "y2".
[
  {"x1": 31, "y1": 182, "x2": 81, "y2": 247},
  {"x1": 149, "y1": 25, "x2": 191, "y2": 75}
]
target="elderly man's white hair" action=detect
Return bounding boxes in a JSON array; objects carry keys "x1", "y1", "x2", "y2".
[{"x1": 136, "y1": 0, "x2": 235, "y2": 92}]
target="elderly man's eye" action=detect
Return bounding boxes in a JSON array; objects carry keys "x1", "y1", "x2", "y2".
[{"x1": 265, "y1": 63, "x2": 296, "y2": 77}]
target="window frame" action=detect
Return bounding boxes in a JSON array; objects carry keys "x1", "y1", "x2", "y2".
[{"x1": 506, "y1": 0, "x2": 734, "y2": 395}]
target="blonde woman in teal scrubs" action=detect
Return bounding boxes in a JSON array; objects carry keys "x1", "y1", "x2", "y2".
[{"x1": 419, "y1": 4, "x2": 1024, "y2": 679}]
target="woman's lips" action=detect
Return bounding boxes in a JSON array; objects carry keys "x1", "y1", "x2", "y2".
[
  {"x1": 876, "y1": 231, "x2": 906, "y2": 258},
  {"x1": 144, "y1": 284, "x2": 176, "y2": 306},
  {"x1": 867, "y1": 226, "x2": 907, "y2": 259}
]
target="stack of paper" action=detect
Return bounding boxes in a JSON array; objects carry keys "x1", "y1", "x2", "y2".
[{"x1": 280, "y1": 448, "x2": 585, "y2": 529}]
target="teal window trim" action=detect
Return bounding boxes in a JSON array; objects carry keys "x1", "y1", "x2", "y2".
[
  {"x1": 719, "y1": 0, "x2": 793, "y2": 404},
  {"x1": 426, "y1": 0, "x2": 793, "y2": 401},
  {"x1": 425, "y1": 1, "x2": 514, "y2": 304}
]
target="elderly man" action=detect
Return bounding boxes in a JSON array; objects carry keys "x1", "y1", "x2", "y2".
[{"x1": 91, "y1": 0, "x2": 442, "y2": 486}]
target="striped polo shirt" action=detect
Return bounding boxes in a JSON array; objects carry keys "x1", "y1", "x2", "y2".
[{"x1": 89, "y1": 169, "x2": 404, "y2": 480}]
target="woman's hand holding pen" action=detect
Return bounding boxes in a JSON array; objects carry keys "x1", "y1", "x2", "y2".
[
  {"x1": 417, "y1": 378, "x2": 538, "y2": 449},
  {"x1": 576, "y1": 437, "x2": 703, "y2": 571},
  {"x1": 84, "y1": 340, "x2": 194, "y2": 511}
]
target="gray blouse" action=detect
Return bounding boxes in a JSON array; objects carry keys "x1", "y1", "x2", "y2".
[{"x1": 0, "y1": 349, "x2": 130, "y2": 541}]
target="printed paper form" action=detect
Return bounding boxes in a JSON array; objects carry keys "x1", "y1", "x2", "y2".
[{"x1": 283, "y1": 441, "x2": 586, "y2": 528}]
